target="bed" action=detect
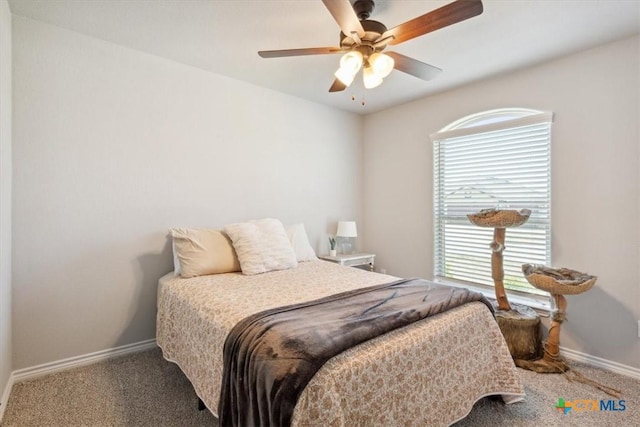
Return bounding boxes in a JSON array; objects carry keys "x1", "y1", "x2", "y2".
[{"x1": 157, "y1": 259, "x2": 524, "y2": 426}]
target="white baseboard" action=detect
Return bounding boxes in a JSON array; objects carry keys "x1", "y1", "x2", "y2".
[
  {"x1": 560, "y1": 346, "x2": 640, "y2": 380},
  {"x1": 11, "y1": 338, "x2": 157, "y2": 384},
  {"x1": 1, "y1": 338, "x2": 156, "y2": 423},
  {"x1": 0, "y1": 371, "x2": 15, "y2": 423}
]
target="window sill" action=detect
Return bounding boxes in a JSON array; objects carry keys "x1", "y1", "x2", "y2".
[{"x1": 433, "y1": 278, "x2": 552, "y2": 317}]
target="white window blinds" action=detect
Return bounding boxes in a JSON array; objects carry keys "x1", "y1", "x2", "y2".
[{"x1": 432, "y1": 111, "x2": 552, "y2": 295}]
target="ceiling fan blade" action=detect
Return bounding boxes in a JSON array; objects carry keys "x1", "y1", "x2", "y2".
[
  {"x1": 329, "y1": 78, "x2": 347, "y2": 92},
  {"x1": 322, "y1": 0, "x2": 366, "y2": 40},
  {"x1": 258, "y1": 47, "x2": 345, "y2": 58},
  {"x1": 384, "y1": 0, "x2": 483, "y2": 46},
  {"x1": 386, "y1": 52, "x2": 442, "y2": 81}
]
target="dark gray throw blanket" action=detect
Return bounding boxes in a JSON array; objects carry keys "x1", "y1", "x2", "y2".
[{"x1": 218, "y1": 278, "x2": 492, "y2": 427}]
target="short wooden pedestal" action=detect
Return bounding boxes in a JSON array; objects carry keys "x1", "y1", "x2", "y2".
[
  {"x1": 514, "y1": 294, "x2": 569, "y2": 373},
  {"x1": 493, "y1": 302, "x2": 542, "y2": 363}
]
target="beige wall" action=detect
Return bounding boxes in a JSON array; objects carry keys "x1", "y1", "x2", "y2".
[
  {"x1": 8, "y1": 11, "x2": 640, "y2": 374},
  {"x1": 12, "y1": 16, "x2": 363, "y2": 369},
  {"x1": 0, "y1": 0, "x2": 13, "y2": 403},
  {"x1": 0, "y1": 0, "x2": 12, "y2": 398},
  {"x1": 363, "y1": 36, "x2": 640, "y2": 369}
]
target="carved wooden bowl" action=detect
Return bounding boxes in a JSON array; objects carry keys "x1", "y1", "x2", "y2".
[
  {"x1": 467, "y1": 208, "x2": 531, "y2": 228},
  {"x1": 522, "y1": 264, "x2": 597, "y2": 295}
]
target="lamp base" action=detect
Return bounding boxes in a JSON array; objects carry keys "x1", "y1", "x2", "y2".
[{"x1": 340, "y1": 242, "x2": 353, "y2": 255}]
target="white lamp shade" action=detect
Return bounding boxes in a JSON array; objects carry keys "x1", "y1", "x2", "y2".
[
  {"x1": 340, "y1": 51, "x2": 363, "y2": 73},
  {"x1": 340, "y1": 50, "x2": 364, "y2": 74},
  {"x1": 336, "y1": 221, "x2": 357, "y2": 237},
  {"x1": 369, "y1": 52, "x2": 394, "y2": 78},
  {"x1": 335, "y1": 51, "x2": 363, "y2": 86},
  {"x1": 363, "y1": 66, "x2": 383, "y2": 89},
  {"x1": 334, "y1": 66, "x2": 356, "y2": 86}
]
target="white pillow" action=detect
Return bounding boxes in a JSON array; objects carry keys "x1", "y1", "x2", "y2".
[
  {"x1": 286, "y1": 223, "x2": 317, "y2": 262},
  {"x1": 172, "y1": 240, "x2": 181, "y2": 275},
  {"x1": 224, "y1": 218, "x2": 298, "y2": 275}
]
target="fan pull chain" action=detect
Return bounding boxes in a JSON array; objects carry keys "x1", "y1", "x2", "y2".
[{"x1": 351, "y1": 94, "x2": 366, "y2": 107}]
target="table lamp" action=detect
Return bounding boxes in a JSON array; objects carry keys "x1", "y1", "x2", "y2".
[{"x1": 336, "y1": 221, "x2": 357, "y2": 254}]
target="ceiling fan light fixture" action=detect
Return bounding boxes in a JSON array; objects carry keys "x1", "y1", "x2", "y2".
[
  {"x1": 363, "y1": 65, "x2": 383, "y2": 89},
  {"x1": 335, "y1": 66, "x2": 357, "y2": 86},
  {"x1": 258, "y1": 0, "x2": 485, "y2": 94},
  {"x1": 369, "y1": 52, "x2": 394, "y2": 78},
  {"x1": 335, "y1": 51, "x2": 363, "y2": 86},
  {"x1": 339, "y1": 51, "x2": 364, "y2": 73}
]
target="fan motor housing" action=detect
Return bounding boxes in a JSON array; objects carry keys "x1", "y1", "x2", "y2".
[
  {"x1": 339, "y1": 19, "x2": 388, "y2": 51},
  {"x1": 353, "y1": 0, "x2": 375, "y2": 20}
]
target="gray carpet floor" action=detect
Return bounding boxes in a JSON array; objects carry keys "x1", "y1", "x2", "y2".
[{"x1": 2, "y1": 347, "x2": 638, "y2": 426}]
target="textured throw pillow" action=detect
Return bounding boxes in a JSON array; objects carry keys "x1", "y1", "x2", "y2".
[
  {"x1": 170, "y1": 228, "x2": 241, "y2": 278},
  {"x1": 224, "y1": 218, "x2": 298, "y2": 275},
  {"x1": 286, "y1": 223, "x2": 317, "y2": 262}
]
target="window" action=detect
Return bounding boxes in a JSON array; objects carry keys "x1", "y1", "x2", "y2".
[{"x1": 431, "y1": 108, "x2": 552, "y2": 296}]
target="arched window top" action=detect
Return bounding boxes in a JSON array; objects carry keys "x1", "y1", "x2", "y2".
[
  {"x1": 431, "y1": 108, "x2": 553, "y2": 141},
  {"x1": 441, "y1": 108, "x2": 545, "y2": 132}
]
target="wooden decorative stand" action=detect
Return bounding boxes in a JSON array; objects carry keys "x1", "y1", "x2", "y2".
[
  {"x1": 518, "y1": 265, "x2": 597, "y2": 373},
  {"x1": 467, "y1": 209, "x2": 542, "y2": 363}
]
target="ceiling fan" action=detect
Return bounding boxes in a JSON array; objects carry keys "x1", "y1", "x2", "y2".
[{"x1": 258, "y1": 0, "x2": 484, "y2": 92}]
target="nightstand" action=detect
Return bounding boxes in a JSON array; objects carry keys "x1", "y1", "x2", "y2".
[{"x1": 318, "y1": 253, "x2": 375, "y2": 272}]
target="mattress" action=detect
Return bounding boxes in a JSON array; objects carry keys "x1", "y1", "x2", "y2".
[{"x1": 157, "y1": 260, "x2": 524, "y2": 426}]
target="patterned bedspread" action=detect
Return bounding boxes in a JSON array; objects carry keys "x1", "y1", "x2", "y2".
[{"x1": 157, "y1": 261, "x2": 524, "y2": 426}]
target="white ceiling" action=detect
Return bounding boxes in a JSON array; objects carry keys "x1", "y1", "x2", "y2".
[{"x1": 8, "y1": 0, "x2": 640, "y2": 115}]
